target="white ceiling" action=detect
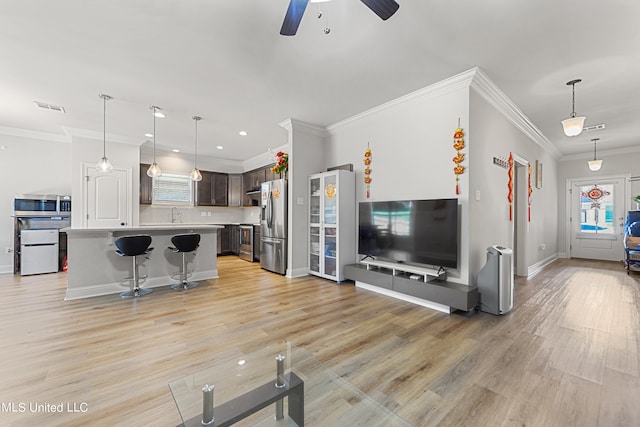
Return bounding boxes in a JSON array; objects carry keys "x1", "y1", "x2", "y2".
[{"x1": 1, "y1": 0, "x2": 639, "y2": 161}]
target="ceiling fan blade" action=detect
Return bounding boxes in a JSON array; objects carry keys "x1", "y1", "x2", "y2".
[
  {"x1": 280, "y1": 0, "x2": 310, "y2": 36},
  {"x1": 359, "y1": 0, "x2": 399, "y2": 20}
]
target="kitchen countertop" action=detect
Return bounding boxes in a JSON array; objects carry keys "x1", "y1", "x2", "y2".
[
  {"x1": 64, "y1": 223, "x2": 222, "y2": 300},
  {"x1": 62, "y1": 224, "x2": 224, "y2": 234}
]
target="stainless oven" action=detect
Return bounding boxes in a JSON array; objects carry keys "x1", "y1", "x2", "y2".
[{"x1": 14, "y1": 194, "x2": 71, "y2": 217}]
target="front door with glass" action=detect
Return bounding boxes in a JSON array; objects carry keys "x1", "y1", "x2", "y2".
[{"x1": 570, "y1": 176, "x2": 627, "y2": 261}]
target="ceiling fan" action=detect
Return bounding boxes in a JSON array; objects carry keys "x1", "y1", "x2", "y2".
[{"x1": 280, "y1": 0, "x2": 400, "y2": 36}]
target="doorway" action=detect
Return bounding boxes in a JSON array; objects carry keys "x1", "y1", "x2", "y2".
[
  {"x1": 568, "y1": 175, "x2": 628, "y2": 261},
  {"x1": 512, "y1": 154, "x2": 529, "y2": 276}
]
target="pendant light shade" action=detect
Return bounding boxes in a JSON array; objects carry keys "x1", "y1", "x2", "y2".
[
  {"x1": 588, "y1": 138, "x2": 602, "y2": 172},
  {"x1": 147, "y1": 106, "x2": 163, "y2": 178},
  {"x1": 190, "y1": 115, "x2": 203, "y2": 182},
  {"x1": 561, "y1": 79, "x2": 586, "y2": 137},
  {"x1": 96, "y1": 94, "x2": 114, "y2": 173}
]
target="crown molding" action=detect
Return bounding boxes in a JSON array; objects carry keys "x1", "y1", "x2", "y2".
[
  {"x1": 62, "y1": 126, "x2": 144, "y2": 146},
  {"x1": 327, "y1": 68, "x2": 477, "y2": 133},
  {"x1": 279, "y1": 118, "x2": 328, "y2": 138},
  {"x1": 0, "y1": 125, "x2": 71, "y2": 143},
  {"x1": 470, "y1": 68, "x2": 562, "y2": 159},
  {"x1": 242, "y1": 143, "x2": 287, "y2": 172}
]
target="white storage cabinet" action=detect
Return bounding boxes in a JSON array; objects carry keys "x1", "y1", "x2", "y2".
[{"x1": 308, "y1": 170, "x2": 355, "y2": 282}]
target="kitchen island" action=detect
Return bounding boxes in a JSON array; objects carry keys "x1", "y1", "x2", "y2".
[{"x1": 63, "y1": 224, "x2": 223, "y2": 300}]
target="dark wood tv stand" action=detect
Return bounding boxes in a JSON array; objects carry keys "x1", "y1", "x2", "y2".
[{"x1": 344, "y1": 262, "x2": 478, "y2": 313}]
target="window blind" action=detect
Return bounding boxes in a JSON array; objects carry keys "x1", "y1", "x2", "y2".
[{"x1": 153, "y1": 173, "x2": 192, "y2": 205}]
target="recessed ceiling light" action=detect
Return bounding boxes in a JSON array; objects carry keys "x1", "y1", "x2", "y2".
[
  {"x1": 216, "y1": 146, "x2": 224, "y2": 150},
  {"x1": 239, "y1": 131, "x2": 248, "y2": 136},
  {"x1": 0, "y1": 145, "x2": 6, "y2": 150},
  {"x1": 171, "y1": 149, "x2": 180, "y2": 153},
  {"x1": 145, "y1": 133, "x2": 153, "y2": 138}
]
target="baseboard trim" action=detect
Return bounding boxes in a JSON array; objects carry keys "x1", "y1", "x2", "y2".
[
  {"x1": 527, "y1": 254, "x2": 559, "y2": 277},
  {"x1": 287, "y1": 267, "x2": 310, "y2": 278},
  {"x1": 65, "y1": 269, "x2": 219, "y2": 300},
  {"x1": 0, "y1": 264, "x2": 13, "y2": 275}
]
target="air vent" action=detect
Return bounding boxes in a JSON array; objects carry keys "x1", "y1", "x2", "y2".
[
  {"x1": 33, "y1": 101, "x2": 66, "y2": 114},
  {"x1": 584, "y1": 123, "x2": 605, "y2": 132}
]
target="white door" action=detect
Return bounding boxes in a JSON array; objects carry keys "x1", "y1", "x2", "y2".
[
  {"x1": 84, "y1": 166, "x2": 130, "y2": 228},
  {"x1": 570, "y1": 176, "x2": 627, "y2": 261}
]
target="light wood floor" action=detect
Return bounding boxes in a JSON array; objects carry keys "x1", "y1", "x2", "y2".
[{"x1": 0, "y1": 257, "x2": 638, "y2": 427}]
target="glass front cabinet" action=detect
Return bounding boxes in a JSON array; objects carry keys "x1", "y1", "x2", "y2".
[{"x1": 308, "y1": 169, "x2": 356, "y2": 282}]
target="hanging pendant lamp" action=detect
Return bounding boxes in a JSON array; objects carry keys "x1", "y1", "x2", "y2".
[
  {"x1": 147, "y1": 106, "x2": 163, "y2": 178},
  {"x1": 96, "y1": 94, "x2": 114, "y2": 172},
  {"x1": 190, "y1": 116, "x2": 203, "y2": 182},
  {"x1": 561, "y1": 79, "x2": 586, "y2": 137},
  {"x1": 588, "y1": 138, "x2": 602, "y2": 172}
]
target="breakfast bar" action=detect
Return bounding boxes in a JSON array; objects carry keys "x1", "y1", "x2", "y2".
[{"x1": 63, "y1": 224, "x2": 223, "y2": 300}]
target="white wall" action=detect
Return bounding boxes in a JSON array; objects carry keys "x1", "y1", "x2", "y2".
[
  {"x1": 0, "y1": 134, "x2": 72, "y2": 273},
  {"x1": 318, "y1": 67, "x2": 561, "y2": 285},
  {"x1": 468, "y1": 91, "x2": 558, "y2": 280},
  {"x1": 324, "y1": 74, "x2": 471, "y2": 283},
  {"x1": 557, "y1": 147, "x2": 640, "y2": 256},
  {"x1": 283, "y1": 119, "x2": 327, "y2": 277}
]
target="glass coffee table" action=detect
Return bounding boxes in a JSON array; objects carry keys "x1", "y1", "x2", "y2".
[{"x1": 169, "y1": 342, "x2": 411, "y2": 427}]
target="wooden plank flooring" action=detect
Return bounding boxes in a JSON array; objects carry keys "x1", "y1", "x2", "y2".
[{"x1": 0, "y1": 257, "x2": 638, "y2": 426}]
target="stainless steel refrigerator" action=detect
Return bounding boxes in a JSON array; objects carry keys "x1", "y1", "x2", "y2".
[{"x1": 260, "y1": 179, "x2": 287, "y2": 274}]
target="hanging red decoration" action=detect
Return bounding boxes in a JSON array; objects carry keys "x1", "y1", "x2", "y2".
[
  {"x1": 452, "y1": 119, "x2": 465, "y2": 195},
  {"x1": 527, "y1": 163, "x2": 533, "y2": 222},
  {"x1": 363, "y1": 142, "x2": 372, "y2": 198},
  {"x1": 507, "y1": 153, "x2": 514, "y2": 221}
]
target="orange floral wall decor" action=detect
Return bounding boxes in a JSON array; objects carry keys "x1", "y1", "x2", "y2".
[
  {"x1": 507, "y1": 152, "x2": 514, "y2": 221},
  {"x1": 364, "y1": 143, "x2": 372, "y2": 198},
  {"x1": 528, "y1": 162, "x2": 533, "y2": 222},
  {"x1": 452, "y1": 120, "x2": 465, "y2": 195}
]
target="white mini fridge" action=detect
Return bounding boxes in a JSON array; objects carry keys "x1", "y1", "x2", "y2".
[
  {"x1": 20, "y1": 229, "x2": 59, "y2": 275},
  {"x1": 477, "y1": 245, "x2": 513, "y2": 315}
]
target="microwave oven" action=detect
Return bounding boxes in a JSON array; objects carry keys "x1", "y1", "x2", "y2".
[{"x1": 14, "y1": 194, "x2": 71, "y2": 217}]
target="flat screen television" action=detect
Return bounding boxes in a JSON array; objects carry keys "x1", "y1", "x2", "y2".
[{"x1": 358, "y1": 198, "x2": 458, "y2": 269}]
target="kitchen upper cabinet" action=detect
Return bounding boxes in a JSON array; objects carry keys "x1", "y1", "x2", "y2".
[
  {"x1": 265, "y1": 163, "x2": 281, "y2": 182},
  {"x1": 242, "y1": 165, "x2": 280, "y2": 206},
  {"x1": 140, "y1": 163, "x2": 153, "y2": 205},
  {"x1": 243, "y1": 168, "x2": 264, "y2": 207},
  {"x1": 228, "y1": 174, "x2": 242, "y2": 207},
  {"x1": 195, "y1": 171, "x2": 228, "y2": 206}
]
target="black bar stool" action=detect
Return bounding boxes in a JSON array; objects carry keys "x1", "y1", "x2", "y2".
[
  {"x1": 115, "y1": 235, "x2": 153, "y2": 298},
  {"x1": 169, "y1": 233, "x2": 201, "y2": 290}
]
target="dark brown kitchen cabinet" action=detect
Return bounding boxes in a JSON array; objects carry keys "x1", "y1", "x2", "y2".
[
  {"x1": 243, "y1": 165, "x2": 277, "y2": 206},
  {"x1": 265, "y1": 163, "x2": 281, "y2": 182},
  {"x1": 195, "y1": 171, "x2": 228, "y2": 206},
  {"x1": 140, "y1": 163, "x2": 153, "y2": 204},
  {"x1": 228, "y1": 174, "x2": 242, "y2": 207}
]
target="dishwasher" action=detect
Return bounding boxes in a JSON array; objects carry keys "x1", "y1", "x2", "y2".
[
  {"x1": 20, "y1": 229, "x2": 59, "y2": 275},
  {"x1": 239, "y1": 225, "x2": 253, "y2": 262}
]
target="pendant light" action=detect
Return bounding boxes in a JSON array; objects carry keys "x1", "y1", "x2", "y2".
[
  {"x1": 190, "y1": 116, "x2": 203, "y2": 182},
  {"x1": 561, "y1": 79, "x2": 586, "y2": 137},
  {"x1": 96, "y1": 94, "x2": 114, "y2": 172},
  {"x1": 147, "y1": 106, "x2": 163, "y2": 178},
  {"x1": 588, "y1": 138, "x2": 603, "y2": 172}
]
